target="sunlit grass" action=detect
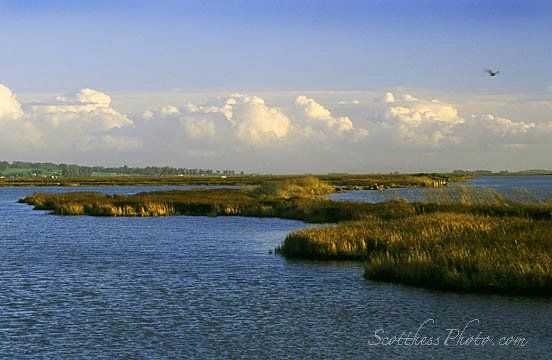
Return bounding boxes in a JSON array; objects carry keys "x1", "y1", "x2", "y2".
[
  {"x1": 278, "y1": 213, "x2": 551, "y2": 294},
  {"x1": 276, "y1": 187, "x2": 552, "y2": 294},
  {"x1": 249, "y1": 176, "x2": 336, "y2": 198}
]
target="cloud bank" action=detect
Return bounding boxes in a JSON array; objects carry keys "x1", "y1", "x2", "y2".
[{"x1": 1, "y1": 83, "x2": 551, "y2": 171}]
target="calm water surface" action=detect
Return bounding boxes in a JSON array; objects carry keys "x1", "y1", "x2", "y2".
[
  {"x1": 1, "y1": 180, "x2": 551, "y2": 358},
  {"x1": 329, "y1": 175, "x2": 552, "y2": 202}
]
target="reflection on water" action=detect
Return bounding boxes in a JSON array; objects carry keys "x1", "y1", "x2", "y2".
[{"x1": 1, "y1": 182, "x2": 551, "y2": 358}]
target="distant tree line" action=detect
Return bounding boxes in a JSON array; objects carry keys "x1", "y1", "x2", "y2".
[
  {"x1": 452, "y1": 169, "x2": 494, "y2": 175},
  {"x1": 0, "y1": 161, "x2": 239, "y2": 178}
]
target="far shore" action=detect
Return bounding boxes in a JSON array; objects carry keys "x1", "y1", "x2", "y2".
[{"x1": 0, "y1": 172, "x2": 471, "y2": 188}]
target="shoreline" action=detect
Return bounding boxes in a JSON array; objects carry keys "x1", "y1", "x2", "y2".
[{"x1": 0, "y1": 173, "x2": 471, "y2": 188}]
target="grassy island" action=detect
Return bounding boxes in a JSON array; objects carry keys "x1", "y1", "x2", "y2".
[{"x1": 19, "y1": 178, "x2": 552, "y2": 295}]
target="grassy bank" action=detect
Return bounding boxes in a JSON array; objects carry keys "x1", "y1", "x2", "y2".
[
  {"x1": 19, "y1": 182, "x2": 552, "y2": 294},
  {"x1": 277, "y1": 214, "x2": 551, "y2": 294},
  {"x1": 276, "y1": 188, "x2": 552, "y2": 295}
]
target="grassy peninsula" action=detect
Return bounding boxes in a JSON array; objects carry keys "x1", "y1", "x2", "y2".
[{"x1": 19, "y1": 177, "x2": 552, "y2": 295}]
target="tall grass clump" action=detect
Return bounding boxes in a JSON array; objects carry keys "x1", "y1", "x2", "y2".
[
  {"x1": 424, "y1": 186, "x2": 509, "y2": 205},
  {"x1": 20, "y1": 191, "x2": 178, "y2": 217},
  {"x1": 250, "y1": 176, "x2": 335, "y2": 198},
  {"x1": 419, "y1": 186, "x2": 552, "y2": 220},
  {"x1": 278, "y1": 213, "x2": 552, "y2": 294},
  {"x1": 425, "y1": 186, "x2": 552, "y2": 206},
  {"x1": 363, "y1": 214, "x2": 552, "y2": 294}
]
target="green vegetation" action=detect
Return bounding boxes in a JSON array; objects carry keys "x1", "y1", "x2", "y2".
[
  {"x1": 0, "y1": 167, "x2": 58, "y2": 177},
  {"x1": 0, "y1": 160, "x2": 238, "y2": 179},
  {"x1": 0, "y1": 161, "x2": 61, "y2": 177},
  {"x1": 18, "y1": 181, "x2": 552, "y2": 295}
]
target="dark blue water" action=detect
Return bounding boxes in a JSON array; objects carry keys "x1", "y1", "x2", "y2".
[
  {"x1": 329, "y1": 175, "x2": 552, "y2": 203},
  {"x1": 467, "y1": 175, "x2": 552, "y2": 197},
  {"x1": 1, "y1": 181, "x2": 551, "y2": 358}
]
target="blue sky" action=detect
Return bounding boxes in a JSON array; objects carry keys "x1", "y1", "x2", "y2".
[
  {"x1": 1, "y1": 0, "x2": 551, "y2": 93},
  {"x1": 0, "y1": 1, "x2": 551, "y2": 172}
]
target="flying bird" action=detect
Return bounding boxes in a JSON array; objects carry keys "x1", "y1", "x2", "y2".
[{"x1": 486, "y1": 69, "x2": 500, "y2": 77}]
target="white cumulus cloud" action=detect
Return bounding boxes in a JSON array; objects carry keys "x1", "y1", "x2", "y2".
[
  {"x1": 368, "y1": 92, "x2": 552, "y2": 150},
  {"x1": 0, "y1": 84, "x2": 24, "y2": 121},
  {"x1": 2, "y1": 83, "x2": 552, "y2": 170},
  {"x1": 223, "y1": 94, "x2": 291, "y2": 147},
  {"x1": 293, "y1": 95, "x2": 368, "y2": 141},
  {"x1": 366, "y1": 92, "x2": 463, "y2": 148},
  {"x1": 385, "y1": 94, "x2": 462, "y2": 125},
  {"x1": 0, "y1": 84, "x2": 138, "y2": 156}
]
